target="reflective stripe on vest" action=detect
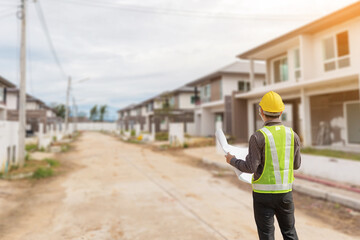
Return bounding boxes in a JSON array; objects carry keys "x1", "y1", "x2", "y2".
[{"x1": 252, "y1": 126, "x2": 294, "y2": 193}]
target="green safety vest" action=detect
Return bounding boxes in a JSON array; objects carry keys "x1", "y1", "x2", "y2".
[{"x1": 252, "y1": 125, "x2": 295, "y2": 194}]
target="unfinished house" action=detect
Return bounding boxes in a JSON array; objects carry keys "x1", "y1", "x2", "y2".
[
  {"x1": 234, "y1": 1, "x2": 360, "y2": 148},
  {"x1": 187, "y1": 61, "x2": 265, "y2": 137},
  {"x1": 6, "y1": 88, "x2": 59, "y2": 135}
]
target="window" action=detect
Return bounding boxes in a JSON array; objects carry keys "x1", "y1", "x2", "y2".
[
  {"x1": 322, "y1": 31, "x2": 350, "y2": 72},
  {"x1": 294, "y1": 48, "x2": 301, "y2": 81},
  {"x1": 273, "y1": 56, "x2": 288, "y2": 83},
  {"x1": 190, "y1": 95, "x2": 196, "y2": 104},
  {"x1": 238, "y1": 81, "x2": 250, "y2": 92},
  {"x1": 0, "y1": 87, "x2": 4, "y2": 103},
  {"x1": 201, "y1": 84, "x2": 211, "y2": 103}
]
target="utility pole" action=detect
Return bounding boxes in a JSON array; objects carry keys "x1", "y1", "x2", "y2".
[
  {"x1": 18, "y1": 0, "x2": 27, "y2": 167},
  {"x1": 65, "y1": 76, "x2": 71, "y2": 134},
  {"x1": 72, "y1": 96, "x2": 78, "y2": 132}
]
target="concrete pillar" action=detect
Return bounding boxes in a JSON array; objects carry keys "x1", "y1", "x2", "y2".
[
  {"x1": 300, "y1": 88, "x2": 312, "y2": 146},
  {"x1": 151, "y1": 123, "x2": 155, "y2": 141},
  {"x1": 38, "y1": 123, "x2": 44, "y2": 149},
  {"x1": 216, "y1": 121, "x2": 223, "y2": 154},
  {"x1": 249, "y1": 59, "x2": 255, "y2": 90}
]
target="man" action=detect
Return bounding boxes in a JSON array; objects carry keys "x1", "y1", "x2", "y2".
[{"x1": 225, "y1": 91, "x2": 301, "y2": 240}]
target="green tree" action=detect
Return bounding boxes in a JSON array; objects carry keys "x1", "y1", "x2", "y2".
[
  {"x1": 99, "y1": 105, "x2": 107, "y2": 122},
  {"x1": 89, "y1": 105, "x2": 98, "y2": 121},
  {"x1": 51, "y1": 103, "x2": 66, "y2": 119}
]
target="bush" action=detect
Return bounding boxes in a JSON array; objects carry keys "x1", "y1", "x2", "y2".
[
  {"x1": 25, "y1": 153, "x2": 30, "y2": 161},
  {"x1": 130, "y1": 129, "x2": 136, "y2": 137},
  {"x1": 183, "y1": 143, "x2": 189, "y2": 148},
  {"x1": 33, "y1": 167, "x2": 53, "y2": 179},
  {"x1": 155, "y1": 132, "x2": 168, "y2": 141},
  {"x1": 61, "y1": 144, "x2": 70, "y2": 152},
  {"x1": 25, "y1": 144, "x2": 38, "y2": 152},
  {"x1": 45, "y1": 158, "x2": 60, "y2": 167},
  {"x1": 52, "y1": 136, "x2": 57, "y2": 142}
]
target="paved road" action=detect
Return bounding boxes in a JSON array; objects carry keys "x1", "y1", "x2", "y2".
[{"x1": 0, "y1": 132, "x2": 357, "y2": 239}]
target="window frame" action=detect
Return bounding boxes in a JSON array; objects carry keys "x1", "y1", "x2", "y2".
[
  {"x1": 322, "y1": 30, "x2": 350, "y2": 72},
  {"x1": 271, "y1": 55, "x2": 289, "y2": 84},
  {"x1": 293, "y1": 48, "x2": 301, "y2": 81}
]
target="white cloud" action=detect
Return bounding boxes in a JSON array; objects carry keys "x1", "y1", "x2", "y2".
[{"x1": 0, "y1": 0, "x2": 357, "y2": 120}]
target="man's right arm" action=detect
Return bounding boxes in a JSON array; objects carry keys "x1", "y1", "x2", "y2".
[
  {"x1": 293, "y1": 132, "x2": 301, "y2": 170},
  {"x1": 229, "y1": 134, "x2": 262, "y2": 174}
]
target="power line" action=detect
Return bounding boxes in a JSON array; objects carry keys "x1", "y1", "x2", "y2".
[
  {"x1": 34, "y1": 0, "x2": 67, "y2": 79},
  {"x1": 49, "y1": 0, "x2": 315, "y2": 21}
]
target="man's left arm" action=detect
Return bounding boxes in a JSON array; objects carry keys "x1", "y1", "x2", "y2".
[{"x1": 225, "y1": 134, "x2": 262, "y2": 173}]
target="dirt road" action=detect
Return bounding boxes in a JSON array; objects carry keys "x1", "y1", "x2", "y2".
[{"x1": 0, "y1": 132, "x2": 357, "y2": 239}]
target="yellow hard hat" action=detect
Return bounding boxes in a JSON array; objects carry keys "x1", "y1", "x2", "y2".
[{"x1": 259, "y1": 91, "x2": 285, "y2": 113}]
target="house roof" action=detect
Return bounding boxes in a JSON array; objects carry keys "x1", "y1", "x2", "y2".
[
  {"x1": 7, "y1": 88, "x2": 50, "y2": 108},
  {"x1": 0, "y1": 76, "x2": 16, "y2": 88},
  {"x1": 186, "y1": 61, "x2": 265, "y2": 87},
  {"x1": 237, "y1": 1, "x2": 360, "y2": 59},
  {"x1": 117, "y1": 104, "x2": 137, "y2": 112}
]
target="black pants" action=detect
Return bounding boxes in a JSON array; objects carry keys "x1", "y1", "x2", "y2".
[{"x1": 253, "y1": 191, "x2": 298, "y2": 240}]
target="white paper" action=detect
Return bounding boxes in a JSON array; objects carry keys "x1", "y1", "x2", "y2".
[{"x1": 215, "y1": 129, "x2": 253, "y2": 184}]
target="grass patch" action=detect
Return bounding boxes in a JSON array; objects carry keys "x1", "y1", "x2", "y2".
[
  {"x1": 301, "y1": 147, "x2": 360, "y2": 161},
  {"x1": 155, "y1": 132, "x2": 168, "y2": 141},
  {"x1": 61, "y1": 144, "x2": 70, "y2": 152},
  {"x1": 25, "y1": 143, "x2": 38, "y2": 152},
  {"x1": 32, "y1": 167, "x2": 54, "y2": 179},
  {"x1": 127, "y1": 139, "x2": 143, "y2": 144},
  {"x1": 45, "y1": 158, "x2": 60, "y2": 167}
]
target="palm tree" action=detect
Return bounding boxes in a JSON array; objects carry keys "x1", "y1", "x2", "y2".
[
  {"x1": 99, "y1": 105, "x2": 107, "y2": 122},
  {"x1": 89, "y1": 105, "x2": 98, "y2": 121}
]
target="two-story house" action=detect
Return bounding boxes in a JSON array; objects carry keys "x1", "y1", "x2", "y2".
[
  {"x1": 0, "y1": 76, "x2": 16, "y2": 120},
  {"x1": 118, "y1": 86, "x2": 196, "y2": 134},
  {"x1": 234, "y1": 2, "x2": 360, "y2": 148},
  {"x1": 153, "y1": 86, "x2": 195, "y2": 132},
  {"x1": 6, "y1": 88, "x2": 59, "y2": 135},
  {"x1": 187, "y1": 61, "x2": 265, "y2": 137},
  {"x1": 117, "y1": 104, "x2": 137, "y2": 131}
]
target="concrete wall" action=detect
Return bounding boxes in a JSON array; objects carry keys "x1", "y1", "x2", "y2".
[
  {"x1": 185, "y1": 122, "x2": 196, "y2": 136},
  {"x1": 26, "y1": 102, "x2": 39, "y2": 110},
  {"x1": 310, "y1": 90, "x2": 359, "y2": 146},
  {"x1": 231, "y1": 96, "x2": 248, "y2": 142},
  {"x1": 210, "y1": 78, "x2": 222, "y2": 101},
  {"x1": 169, "y1": 123, "x2": 184, "y2": 146},
  {"x1": 6, "y1": 92, "x2": 17, "y2": 110},
  {"x1": 307, "y1": 17, "x2": 360, "y2": 80},
  {"x1": 178, "y1": 92, "x2": 195, "y2": 109},
  {"x1": 200, "y1": 108, "x2": 215, "y2": 136},
  {"x1": 75, "y1": 122, "x2": 117, "y2": 132},
  {"x1": 0, "y1": 121, "x2": 19, "y2": 172}
]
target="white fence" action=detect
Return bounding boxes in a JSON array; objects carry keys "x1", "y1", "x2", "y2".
[
  {"x1": 74, "y1": 122, "x2": 117, "y2": 132},
  {"x1": 0, "y1": 121, "x2": 19, "y2": 172}
]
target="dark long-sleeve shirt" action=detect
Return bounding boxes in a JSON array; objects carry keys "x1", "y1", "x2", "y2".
[{"x1": 230, "y1": 119, "x2": 301, "y2": 181}]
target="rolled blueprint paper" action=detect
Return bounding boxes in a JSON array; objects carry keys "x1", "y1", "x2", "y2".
[{"x1": 215, "y1": 129, "x2": 253, "y2": 184}]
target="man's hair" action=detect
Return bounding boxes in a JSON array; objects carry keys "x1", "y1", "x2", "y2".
[
  {"x1": 264, "y1": 114, "x2": 280, "y2": 120},
  {"x1": 263, "y1": 110, "x2": 281, "y2": 119}
]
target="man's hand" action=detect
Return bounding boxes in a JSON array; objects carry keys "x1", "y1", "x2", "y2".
[{"x1": 225, "y1": 152, "x2": 235, "y2": 164}]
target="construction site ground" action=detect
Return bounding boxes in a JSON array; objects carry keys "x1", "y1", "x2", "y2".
[{"x1": 0, "y1": 131, "x2": 359, "y2": 240}]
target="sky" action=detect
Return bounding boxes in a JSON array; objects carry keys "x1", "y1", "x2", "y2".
[{"x1": 0, "y1": 0, "x2": 358, "y2": 120}]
